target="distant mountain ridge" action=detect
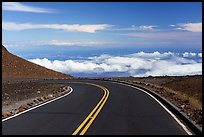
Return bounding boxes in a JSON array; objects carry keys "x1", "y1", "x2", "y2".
[{"x1": 2, "y1": 45, "x2": 72, "y2": 80}]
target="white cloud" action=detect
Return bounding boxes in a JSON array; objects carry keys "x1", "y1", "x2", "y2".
[
  {"x1": 2, "y1": 40, "x2": 174, "y2": 48},
  {"x1": 47, "y1": 40, "x2": 103, "y2": 46},
  {"x1": 137, "y1": 25, "x2": 157, "y2": 30},
  {"x1": 2, "y1": 40, "x2": 113, "y2": 48},
  {"x1": 2, "y1": 2, "x2": 56, "y2": 13},
  {"x1": 29, "y1": 51, "x2": 202, "y2": 77},
  {"x1": 112, "y1": 25, "x2": 157, "y2": 31},
  {"x1": 172, "y1": 22, "x2": 202, "y2": 32},
  {"x1": 136, "y1": 62, "x2": 202, "y2": 77},
  {"x1": 122, "y1": 31, "x2": 201, "y2": 44},
  {"x1": 123, "y1": 32, "x2": 198, "y2": 39},
  {"x1": 198, "y1": 53, "x2": 202, "y2": 58},
  {"x1": 2, "y1": 21, "x2": 112, "y2": 33},
  {"x1": 129, "y1": 51, "x2": 163, "y2": 58},
  {"x1": 182, "y1": 52, "x2": 197, "y2": 57}
]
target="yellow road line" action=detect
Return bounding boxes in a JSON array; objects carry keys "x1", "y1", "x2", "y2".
[
  {"x1": 80, "y1": 88, "x2": 109, "y2": 135},
  {"x1": 71, "y1": 82, "x2": 109, "y2": 135}
]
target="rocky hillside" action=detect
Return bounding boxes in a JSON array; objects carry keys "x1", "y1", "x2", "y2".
[{"x1": 2, "y1": 45, "x2": 72, "y2": 80}]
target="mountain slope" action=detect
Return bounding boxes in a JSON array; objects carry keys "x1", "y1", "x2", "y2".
[{"x1": 2, "y1": 45, "x2": 72, "y2": 80}]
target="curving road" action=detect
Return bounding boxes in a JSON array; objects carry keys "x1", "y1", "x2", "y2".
[{"x1": 2, "y1": 79, "x2": 190, "y2": 135}]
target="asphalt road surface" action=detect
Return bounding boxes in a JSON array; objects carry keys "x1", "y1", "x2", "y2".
[{"x1": 2, "y1": 79, "x2": 190, "y2": 135}]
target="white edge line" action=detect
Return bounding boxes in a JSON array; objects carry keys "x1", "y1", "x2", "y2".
[
  {"x1": 111, "y1": 81, "x2": 193, "y2": 135},
  {"x1": 2, "y1": 86, "x2": 73, "y2": 122}
]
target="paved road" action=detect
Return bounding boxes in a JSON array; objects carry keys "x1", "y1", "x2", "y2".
[{"x1": 2, "y1": 79, "x2": 189, "y2": 135}]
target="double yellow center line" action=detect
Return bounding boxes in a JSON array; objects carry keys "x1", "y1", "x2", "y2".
[{"x1": 71, "y1": 82, "x2": 110, "y2": 135}]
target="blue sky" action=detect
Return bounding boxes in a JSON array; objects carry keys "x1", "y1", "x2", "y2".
[{"x1": 2, "y1": 2, "x2": 202, "y2": 77}]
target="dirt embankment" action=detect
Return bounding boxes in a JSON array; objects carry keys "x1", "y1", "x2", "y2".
[{"x1": 2, "y1": 80, "x2": 70, "y2": 119}]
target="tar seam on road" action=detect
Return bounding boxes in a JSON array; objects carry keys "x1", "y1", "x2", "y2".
[
  {"x1": 111, "y1": 81, "x2": 193, "y2": 135},
  {"x1": 2, "y1": 86, "x2": 73, "y2": 122},
  {"x1": 70, "y1": 82, "x2": 110, "y2": 135}
]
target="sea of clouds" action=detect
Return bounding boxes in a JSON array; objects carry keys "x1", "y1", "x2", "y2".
[{"x1": 29, "y1": 51, "x2": 202, "y2": 77}]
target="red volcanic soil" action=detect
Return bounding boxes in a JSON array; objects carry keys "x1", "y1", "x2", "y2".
[{"x1": 2, "y1": 45, "x2": 72, "y2": 80}]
